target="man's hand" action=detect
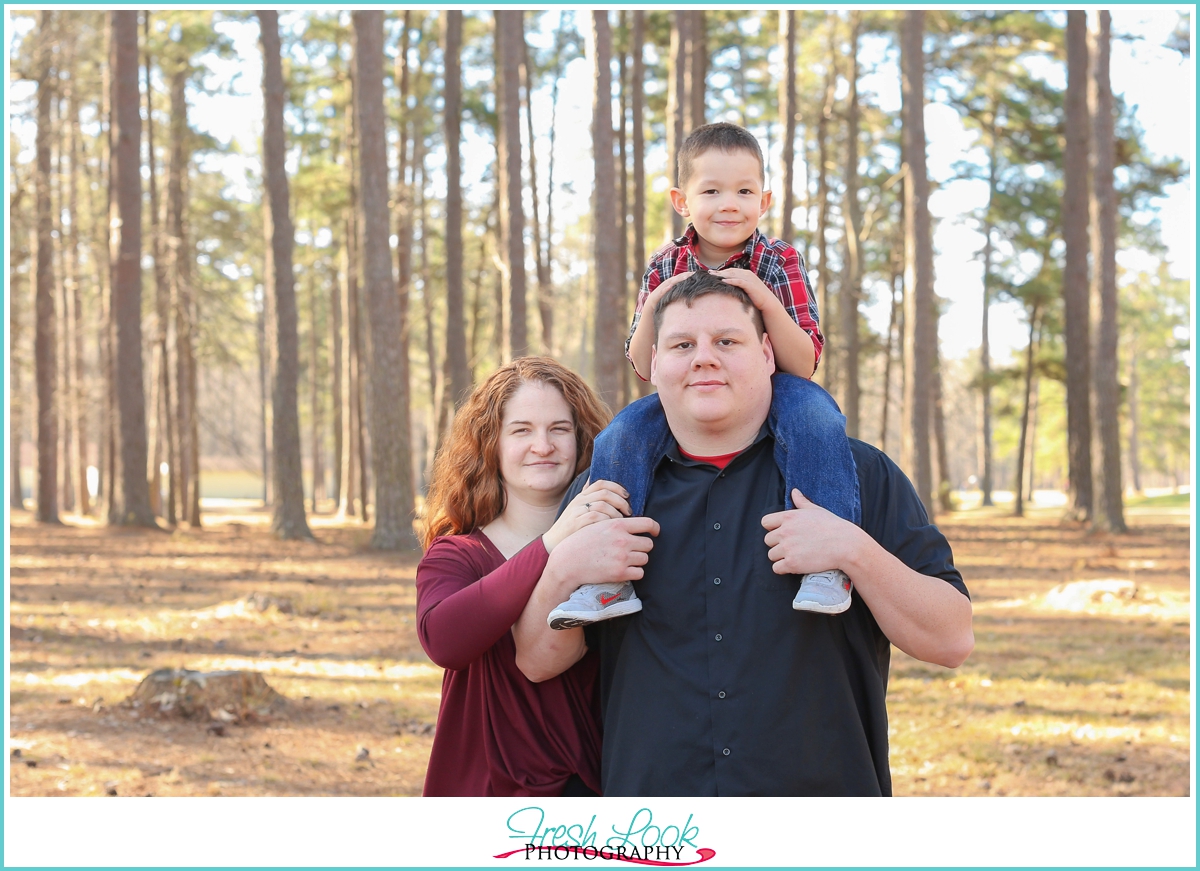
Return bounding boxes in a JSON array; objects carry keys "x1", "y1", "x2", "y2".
[
  {"x1": 547, "y1": 514, "x2": 659, "y2": 586},
  {"x1": 761, "y1": 488, "x2": 869, "y2": 576}
]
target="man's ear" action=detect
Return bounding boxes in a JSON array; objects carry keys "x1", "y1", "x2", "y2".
[
  {"x1": 669, "y1": 187, "x2": 689, "y2": 218},
  {"x1": 650, "y1": 344, "x2": 660, "y2": 386},
  {"x1": 761, "y1": 331, "x2": 776, "y2": 374},
  {"x1": 759, "y1": 189, "x2": 773, "y2": 217}
]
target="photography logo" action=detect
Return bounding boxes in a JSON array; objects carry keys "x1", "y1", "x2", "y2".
[{"x1": 495, "y1": 807, "x2": 716, "y2": 865}]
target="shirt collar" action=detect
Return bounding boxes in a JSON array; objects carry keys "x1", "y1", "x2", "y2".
[
  {"x1": 661, "y1": 420, "x2": 772, "y2": 468},
  {"x1": 676, "y1": 225, "x2": 765, "y2": 271}
]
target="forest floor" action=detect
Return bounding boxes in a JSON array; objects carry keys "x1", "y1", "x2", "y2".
[{"x1": 7, "y1": 496, "x2": 1192, "y2": 797}]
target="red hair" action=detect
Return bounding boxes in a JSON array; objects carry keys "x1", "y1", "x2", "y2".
[{"x1": 420, "y1": 357, "x2": 611, "y2": 550}]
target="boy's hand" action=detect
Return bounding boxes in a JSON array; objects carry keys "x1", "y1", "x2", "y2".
[
  {"x1": 718, "y1": 268, "x2": 781, "y2": 312},
  {"x1": 647, "y1": 271, "x2": 693, "y2": 306}
]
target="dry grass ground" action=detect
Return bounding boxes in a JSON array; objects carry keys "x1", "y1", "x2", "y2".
[{"x1": 7, "y1": 498, "x2": 1191, "y2": 797}]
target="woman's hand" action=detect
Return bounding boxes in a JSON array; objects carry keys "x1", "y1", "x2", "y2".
[{"x1": 541, "y1": 479, "x2": 631, "y2": 553}]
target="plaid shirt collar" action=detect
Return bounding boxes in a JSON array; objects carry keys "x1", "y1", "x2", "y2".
[{"x1": 676, "y1": 224, "x2": 765, "y2": 271}]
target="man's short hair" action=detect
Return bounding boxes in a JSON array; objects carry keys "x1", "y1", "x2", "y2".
[
  {"x1": 677, "y1": 123, "x2": 766, "y2": 189},
  {"x1": 652, "y1": 270, "x2": 766, "y2": 340}
]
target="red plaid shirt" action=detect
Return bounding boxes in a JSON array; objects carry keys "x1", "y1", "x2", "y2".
[{"x1": 625, "y1": 226, "x2": 824, "y2": 373}]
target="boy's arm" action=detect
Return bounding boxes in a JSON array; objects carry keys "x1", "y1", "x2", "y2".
[
  {"x1": 627, "y1": 272, "x2": 694, "y2": 380},
  {"x1": 720, "y1": 269, "x2": 816, "y2": 379}
]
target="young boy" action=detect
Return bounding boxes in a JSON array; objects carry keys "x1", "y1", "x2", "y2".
[{"x1": 547, "y1": 123, "x2": 859, "y2": 630}]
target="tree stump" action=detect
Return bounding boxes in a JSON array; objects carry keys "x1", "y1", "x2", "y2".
[{"x1": 125, "y1": 669, "x2": 289, "y2": 723}]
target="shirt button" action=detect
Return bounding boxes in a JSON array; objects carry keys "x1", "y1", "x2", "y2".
[
  {"x1": 722, "y1": 748, "x2": 731, "y2": 756},
  {"x1": 718, "y1": 691, "x2": 726, "y2": 699},
  {"x1": 713, "y1": 577, "x2": 721, "y2": 585},
  {"x1": 714, "y1": 634, "x2": 722, "y2": 642},
  {"x1": 713, "y1": 523, "x2": 721, "y2": 530}
]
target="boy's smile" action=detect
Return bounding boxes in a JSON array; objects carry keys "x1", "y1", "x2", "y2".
[{"x1": 670, "y1": 149, "x2": 772, "y2": 268}]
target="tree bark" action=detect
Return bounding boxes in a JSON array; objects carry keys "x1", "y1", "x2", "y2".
[
  {"x1": 109, "y1": 10, "x2": 156, "y2": 527},
  {"x1": 443, "y1": 10, "x2": 470, "y2": 408},
  {"x1": 617, "y1": 11, "x2": 631, "y2": 407},
  {"x1": 66, "y1": 61, "x2": 89, "y2": 515},
  {"x1": 520, "y1": 19, "x2": 552, "y2": 357},
  {"x1": 900, "y1": 10, "x2": 934, "y2": 513},
  {"x1": 309, "y1": 272, "x2": 323, "y2": 513},
  {"x1": 1127, "y1": 330, "x2": 1141, "y2": 494},
  {"x1": 666, "y1": 12, "x2": 688, "y2": 238},
  {"x1": 840, "y1": 12, "x2": 862, "y2": 438},
  {"x1": 495, "y1": 11, "x2": 528, "y2": 359},
  {"x1": 686, "y1": 11, "x2": 706, "y2": 133},
  {"x1": 631, "y1": 11, "x2": 649, "y2": 398},
  {"x1": 34, "y1": 10, "x2": 59, "y2": 524},
  {"x1": 329, "y1": 227, "x2": 343, "y2": 506},
  {"x1": 258, "y1": 10, "x2": 312, "y2": 540},
  {"x1": 1062, "y1": 10, "x2": 1093, "y2": 522},
  {"x1": 591, "y1": 11, "x2": 622, "y2": 411},
  {"x1": 979, "y1": 104, "x2": 997, "y2": 508},
  {"x1": 353, "y1": 10, "x2": 418, "y2": 550},
  {"x1": 1088, "y1": 11, "x2": 1125, "y2": 533},
  {"x1": 814, "y1": 15, "x2": 837, "y2": 393},
  {"x1": 778, "y1": 11, "x2": 797, "y2": 242},
  {"x1": 1013, "y1": 300, "x2": 1041, "y2": 517},
  {"x1": 167, "y1": 65, "x2": 199, "y2": 527},
  {"x1": 337, "y1": 214, "x2": 359, "y2": 519},
  {"x1": 144, "y1": 13, "x2": 172, "y2": 522}
]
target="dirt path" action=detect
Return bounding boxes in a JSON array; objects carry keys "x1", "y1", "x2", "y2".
[{"x1": 7, "y1": 503, "x2": 1191, "y2": 796}]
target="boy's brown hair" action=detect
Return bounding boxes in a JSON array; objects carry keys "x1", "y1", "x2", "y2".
[{"x1": 676, "y1": 122, "x2": 766, "y2": 189}]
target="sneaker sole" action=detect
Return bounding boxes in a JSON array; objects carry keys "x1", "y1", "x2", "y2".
[
  {"x1": 792, "y1": 596, "x2": 852, "y2": 615},
  {"x1": 548, "y1": 598, "x2": 643, "y2": 630}
]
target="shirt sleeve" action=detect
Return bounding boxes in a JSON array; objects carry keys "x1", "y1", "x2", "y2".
[
  {"x1": 624, "y1": 259, "x2": 666, "y2": 368},
  {"x1": 769, "y1": 245, "x2": 825, "y2": 366},
  {"x1": 851, "y1": 441, "x2": 969, "y2": 600},
  {"x1": 416, "y1": 536, "x2": 552, "y2": 671}
]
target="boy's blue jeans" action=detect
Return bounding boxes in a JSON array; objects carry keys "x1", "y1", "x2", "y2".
[{"x1": 589, "y1": 374, "x2": 861, "y2": 525}]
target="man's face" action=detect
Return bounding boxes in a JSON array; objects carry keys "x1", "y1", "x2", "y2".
[
  {"x1": 650, "y1": 293, "x2": 775, "y2": 441},
  {"x1": 670, "y1": 148, "x2": 771, "y2": 265}
]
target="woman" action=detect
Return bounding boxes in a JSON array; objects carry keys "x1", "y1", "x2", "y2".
[{"x1": 416, "y1": 357, "x2": 631, "y2": 796}]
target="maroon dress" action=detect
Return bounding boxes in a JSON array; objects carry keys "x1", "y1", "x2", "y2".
[{"x1": 416, "y1": 530, "x2": 601, "y2": 796}]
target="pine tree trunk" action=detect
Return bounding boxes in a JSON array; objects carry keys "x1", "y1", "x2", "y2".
[
  {"x1": 393, "y1": 12, "x2": 414, "y2": 504},
  {"x1": 617, "y1": 11, "x2": 631, "y2": 408},
  {"x1": 168, "y1": 65, "x2": 199, "y2": 527},
  {"x1": 1127, "y1": 331, "x2": 1141, "y2": 494},
  {"x1": 840, "y1": 12, "x2": 862, "y2": 438},
  {"x1": 879, "y1": 263, "x2": 901, "y2": 453},
  {"x1": 687, "y1": 11, "x2": 706, "y2": 132},
  {"x1": 521, "y1": 20, "x2": 551, "y2": 357},
  {"x1": 309, "y1": 273, "x2": 323, "y2": 513},
  {"x1": 631, "y1": 11, "x2": 649, "y2": 398},
  {"x1": 337, "y1": 215, "x2": 359, "y2": 519},
  {"x1": 1088, "y1": 11, "x2": 1125, "y2": 533},
  {"x1": 109, "y1": 10, "x2": 155, "y2": 527},
  {"x1": 1013, "y1": 300, "x2": 1040, "y2": 517},
  {"x1": 353, "y1": 10, "x2": 418, "y2": 550},
  {"x1": 666, "y1": 12, "x2": 687, "y2": 238},
  {"x1": 979, "y1": 107, "x2": 996, "y2": 507},
  {"x1": 778, "y1": 11, "x2": 797, "y2": 242},
  {"x1": 329, "y1": 226, "x2": 343, "y2": 506},
  {"x1": 591, "y1": 11, "x2": 622, "y2": 410},
  {"x1": 1062, "y1": 10, "x2": 1094, "y2": 522},
  {"x1": 144, "y1": 15, "x2": 172, "y2": 522},
  {"x1": 34, "y1": 10, "x2": 60, "y2": 524},
  {"x1": 258, "y1": 10, "x2": 312, "y2": 540},
  {"x1": 900, "y1": 10, "x2": 933, "y2": 512},
  {"x1": 443, "y1": 10, "x2": 470, "y2": 407},
  {"x1": 495, "y1": 11, "x2": 528, "y2": 359},
  {"x1": 814, "y1": 15, "x2": 837, "y2": 393},
  {"x1": 932, "y1": 341, "x2": 952, "y2": 513}
]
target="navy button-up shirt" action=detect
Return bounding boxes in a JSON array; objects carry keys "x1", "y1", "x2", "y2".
[{"x1": 576, "y1": 429, "x2": 967, "y2": 796}]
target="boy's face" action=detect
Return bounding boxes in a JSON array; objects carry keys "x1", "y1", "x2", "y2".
[{"x1": 670, "y1": 148, "x2": 772, "y2": 263}]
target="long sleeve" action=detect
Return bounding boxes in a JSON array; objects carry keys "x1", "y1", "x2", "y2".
[{"x1": 416, "y1": 535, "x2": 551, "y2": 671}]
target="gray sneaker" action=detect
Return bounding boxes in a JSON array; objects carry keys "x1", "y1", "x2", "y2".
[
  {"x1": 548, "y1": 582, "x2": 642, "y2": 630},
  {"x1": 792, "y1": 569, "x2": 853, "y2": 614}
]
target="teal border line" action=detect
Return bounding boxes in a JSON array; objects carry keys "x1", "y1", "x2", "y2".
[{"x1": 2, "y1": 3, "x2": 1196, "y2": 870}]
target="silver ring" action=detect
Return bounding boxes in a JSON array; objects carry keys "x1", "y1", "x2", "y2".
[{"x1": 585, "y1": 503, "x2": 592, "y2": 511}]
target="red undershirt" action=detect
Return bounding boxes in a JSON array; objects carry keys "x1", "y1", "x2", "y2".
[{"x1": 678, "y1": 446, "x2": 741, "y2": 470}]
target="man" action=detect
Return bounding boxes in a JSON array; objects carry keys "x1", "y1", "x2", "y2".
[{"x1": 513, "y1": 271, "x2": 973, "y2": 796}]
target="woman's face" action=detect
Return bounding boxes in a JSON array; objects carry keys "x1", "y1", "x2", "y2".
[{"x1": 496, "y1": 381, "x2": 579, "y2": 509}]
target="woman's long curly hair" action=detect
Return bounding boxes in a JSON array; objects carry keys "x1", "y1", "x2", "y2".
[{"x1": 420, "y1": 357, "x2": 611, "y2": 550}]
